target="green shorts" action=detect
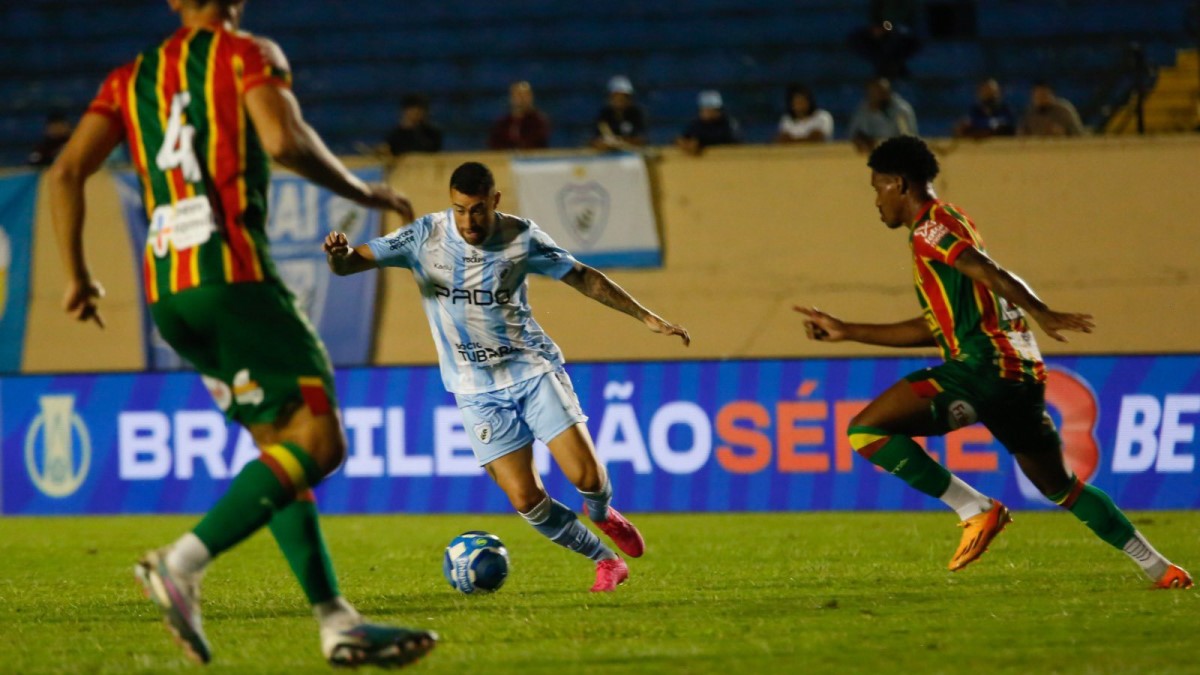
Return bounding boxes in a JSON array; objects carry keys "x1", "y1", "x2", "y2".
[
  {"x1": 150, "y1": 282, "x2": 338, "y2": 426},
  {"x1": 904, "y1": 359, "x2": 1061, "y2": 456}
]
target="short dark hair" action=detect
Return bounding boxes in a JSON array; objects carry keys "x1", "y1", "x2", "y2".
[
  {"x1": 785, "y1": 84, "x2": 816, "y2": 116},
  {"x1": 449, "y1": 162, "x2": 495, "y2": 197},
  {"x1": 867, "y1": 135, "x2": 940, "y2": 185}
]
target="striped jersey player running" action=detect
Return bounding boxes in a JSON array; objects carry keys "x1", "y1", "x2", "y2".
[
  {"x1": 797, "y1": 136, "x2": 1191, "y2": 589},
  {"x1": 324, "y1": 161, "x2": 691, "y2": 592},
  {"x1": 47, "y1": 0, "x2": 436, "y2": 666}
]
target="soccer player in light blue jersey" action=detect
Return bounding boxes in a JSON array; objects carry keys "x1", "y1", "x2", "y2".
[{"x1": 324, "y1": 161, "x2": 690, "y2": 591}]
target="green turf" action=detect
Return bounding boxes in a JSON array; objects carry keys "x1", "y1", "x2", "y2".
[{"x1": 0, "y1": 511, "x2": 1196, "y2": 674}]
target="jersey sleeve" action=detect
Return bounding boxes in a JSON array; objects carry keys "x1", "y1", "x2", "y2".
[
  {"x1": 912, "y1": 216, "x2": 973, "y2": 266},
  {"x1": 526, "y1": 223, "x2": 578, "y2": 279},
  {"x1": 238, "y1": 36, "x2": 292, "y2": 93},
  {"x1": 366, "y1": 215, "x2": 431, "y2": 269},
  {"x1": 85, "y1": 66, "x2": 128, "y2": 128}
]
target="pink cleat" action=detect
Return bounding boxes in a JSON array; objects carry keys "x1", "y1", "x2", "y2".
[
  {"x1": 590, "y1": 557, "x2": 629, "y2": 593},
  {"x1": 585, "y1": 505, "x2": 645, "y2": 558}
]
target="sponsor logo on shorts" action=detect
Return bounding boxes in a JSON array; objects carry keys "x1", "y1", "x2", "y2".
[
  {"x1": 474, "y1": 422, "x2": 493, "y2": 444},
  {"x1": 948, "y1": 400, "x2": 978, "y2": 429},
  {"x1": 232, "y1": 369, "x2": 264, "y2": 406}
]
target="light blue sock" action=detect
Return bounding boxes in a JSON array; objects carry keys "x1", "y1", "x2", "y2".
[
  {"x1": 579, "y1": 478, "x2": 613, "y2": 523},
  {"x1": 520, "y1": 497, "x2": 616, "y2": 562}
]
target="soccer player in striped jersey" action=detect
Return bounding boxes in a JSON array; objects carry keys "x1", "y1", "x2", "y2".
[
  {"x1": 47, "y1": 0, "x2": 437, "y2": 666},
  {"x1": 796, "y1": 136, "x2": 1191, "y2": 589},
  {"x1": 324, "y1": 161, "x2": 690, "y2": 592}
]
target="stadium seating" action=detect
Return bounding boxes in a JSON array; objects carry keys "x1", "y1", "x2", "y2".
[
  {"x1": 1106, "y1": 48, "x2": 1200, "y2": 133},
  {"x1": 0, "y1": 0, "x2": 1194, "y2": 165}
]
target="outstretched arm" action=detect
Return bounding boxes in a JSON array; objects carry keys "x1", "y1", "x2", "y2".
[
  {"x1": 560, "y1": 263, "x2": 690, "y2": 346},
  {"x1": 46, "y1": 112, "x2": 124, "y2": 329},
  {"x1": 794, "y1": 306, "x2": 935, "y2": 347},
  {"x1": 952, "y1": 247, "x2": 1094, "y2": 342},
  {"x1": 323, "y1": 231, "x2": 378, "y2": 276}
]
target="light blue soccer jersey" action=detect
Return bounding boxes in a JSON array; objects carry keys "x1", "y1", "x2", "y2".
[{"x1": 366, "y1": 209, "x2": 579, "y2": 394}]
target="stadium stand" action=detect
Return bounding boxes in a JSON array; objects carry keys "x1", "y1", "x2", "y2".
[{"x1": 0, "y1": 0, "x2": 1195, "y2": 165}]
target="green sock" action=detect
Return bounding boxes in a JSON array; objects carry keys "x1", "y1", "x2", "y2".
[
  {"x1": 1048, "y1": 479, "x2": 1135, "y2": 549},
  {"x1": 193, "y1": 442, "x2": 323, "y2": 557},
  {"x1": 269, "y1": 495, "x2": 340, "y2": 605},
  {"x1": 848, "y1": 425, "x2": 951, "y2": 498}
]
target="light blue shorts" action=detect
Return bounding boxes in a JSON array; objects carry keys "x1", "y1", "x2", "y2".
[{"x1": 454, "y1": 368, "x2": 588, "y2": 466}]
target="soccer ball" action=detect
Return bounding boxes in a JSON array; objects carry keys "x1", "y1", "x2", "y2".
[{"x1": 443, "y1": 531, "x2": 510, "y2": 594}]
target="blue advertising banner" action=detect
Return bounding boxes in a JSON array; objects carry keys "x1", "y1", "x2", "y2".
[
  {"x1": 4, "y1": 356, "x2": 1199, "y2": 515},
  {"x1": 113, "y1": 167, "x2": 383, "y2": 369},
  {"x1": 0, "y1": 172, "x2": 38, "y2": 373}
]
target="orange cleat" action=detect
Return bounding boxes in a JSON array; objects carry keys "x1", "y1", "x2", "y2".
[
  {"x1": 1154, "y1": 564, "x2": 1194, "y2": 590},
  {"x1": 948, "y1": 500, "x2": 1012, "y2": 572}
]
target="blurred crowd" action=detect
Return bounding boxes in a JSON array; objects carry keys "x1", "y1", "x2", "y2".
[
  {"x1": 370, "y1": 74, "x2": 1088, "y2": 161},
  {"x1": 25, "y1": 0, "x2": 1096, "y2": 167}
]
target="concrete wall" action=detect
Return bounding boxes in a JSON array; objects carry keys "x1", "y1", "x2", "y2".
[{"x1": 23, "y1": 135, "x2": 1200, "y2": 373}]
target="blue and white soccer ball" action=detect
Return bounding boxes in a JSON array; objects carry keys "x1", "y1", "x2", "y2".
[{"x1": 443, "y1": 531, "x2": 510, "y2": 594}]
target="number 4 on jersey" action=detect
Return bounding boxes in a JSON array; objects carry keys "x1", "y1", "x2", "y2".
[{"x1": 156, "y1": 91, "x2": 202, "y2": 183}]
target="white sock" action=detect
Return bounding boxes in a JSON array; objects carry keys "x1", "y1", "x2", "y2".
[
  {"x1": 314, "y1": 596, "x2": 360, "y2": 631},
  {"x1": 939, "y1": 476, "x2": 992, "y2": 521},
  {"x1": 1122, "y1": 531, "x2": 1170, "y2": 581},
  {"x1": 166, "y1": 533, "x2": 211, "y2": 576}
]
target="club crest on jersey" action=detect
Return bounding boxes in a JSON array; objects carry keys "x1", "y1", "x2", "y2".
[
  {"x1": 556, "y1": 180, "x2": 609, "y2": 249},
  {"x1": 496, "y1": 259, "x2": 515, "y2": 283},
  {"x1": 474, "y1": 422, "x2": 493, "y2": 444}
]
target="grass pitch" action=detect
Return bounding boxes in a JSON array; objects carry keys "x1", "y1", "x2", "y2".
[{"x1": 1, "y1": 511, "x2": 1197, "y2": 674}]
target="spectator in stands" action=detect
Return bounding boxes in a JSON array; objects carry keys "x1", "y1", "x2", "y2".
[
  {"x1": 384, "y1": 94, "x2": 443, "y2": 155},
  {"x1": 1019, "y1": 81, "x2": 1086, "y2": 137},
  {"x1": 676, "y1": 90, "x2": 741, "y2": 156},
  {"x1": 847, "y1": 0, "x2": 922, "y2": 79},
  {"x1": 27, "y1": 110, "x2": 72, "y2": 167},
  {"x1": 488, "y1": 81, "x2": 551, "y2": 150},
  {"x1": 847, "y1": 78, "x2": 918, "y2": 152},
  {"x1": 590, "y1": 75, "x2": 648, "y2": 151},
  {"x1": 776, "y1": 84, "x2": 834, "y2": 143},
  {"x1": 954, "y1": 78, "x2": 1016, "y2": 139}
]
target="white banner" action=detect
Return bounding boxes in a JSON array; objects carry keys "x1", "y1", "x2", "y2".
[{"x1": 511, "y1": 153, "x2": 661, "y2": 267}]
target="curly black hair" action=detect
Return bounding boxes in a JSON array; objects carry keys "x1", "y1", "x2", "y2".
[{"x1": 867, "y1": 135, "x2": 940, "y2": 186}]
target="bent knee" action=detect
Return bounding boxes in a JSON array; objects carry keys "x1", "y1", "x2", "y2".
[
  {"x1": 846, "y1": 424, "x2": 891, "y2": 456},
  {"x1": 282, "y1": 421, "x2": 347, "y2": 478}
]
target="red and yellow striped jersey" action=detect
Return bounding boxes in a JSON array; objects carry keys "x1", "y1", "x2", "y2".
[
  {"x1": 86, "y1": 25, "x2": 290, "y2": 303},
  {"x1": 909, "y1": 200, "x2": 1046, "y2": 383}
]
